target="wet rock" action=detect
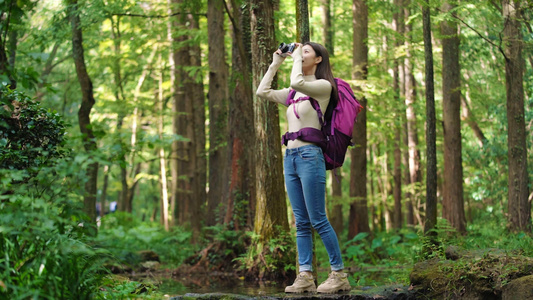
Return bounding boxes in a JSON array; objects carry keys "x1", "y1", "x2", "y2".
[{"x1": 502, "y1": 275, "x2": 533, "y2": 300}]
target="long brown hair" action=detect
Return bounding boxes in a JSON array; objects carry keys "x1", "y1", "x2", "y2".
[{"x1": 304, "y1": 42, "x2": 338, "y2": 123}]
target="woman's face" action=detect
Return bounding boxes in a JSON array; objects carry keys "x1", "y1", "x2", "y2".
[{"x1": 301, "y1": 44, "x2": 322, "y2": 75}]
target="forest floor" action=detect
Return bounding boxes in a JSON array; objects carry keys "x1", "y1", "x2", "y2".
[{"x1": 113, "y1": 247, "x2": 533, "y2": 299}]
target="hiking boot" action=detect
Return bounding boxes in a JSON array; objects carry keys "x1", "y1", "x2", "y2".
[
  {"x1": 317, "y1": 271, "x2": 351, "y2": 293},
  {"x1": 285, "y1": 272, "x2": 316, "y2": 293}
]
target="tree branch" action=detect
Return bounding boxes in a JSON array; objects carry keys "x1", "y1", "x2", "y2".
[
  {"x1": 435, "y1": 6, "x2": 507, "y2": 60},
  {"x1": 111, "y1": 11, "x2": 206, "y2": 18}
]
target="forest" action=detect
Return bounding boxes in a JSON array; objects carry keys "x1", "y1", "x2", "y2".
[{"x1": 0, "y1": 0, "x2": 532, "y2": 299}]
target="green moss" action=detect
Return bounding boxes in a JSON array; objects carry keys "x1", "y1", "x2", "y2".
[{"x1": 410, "y1": 250, "x2": 533, "y2": 299}]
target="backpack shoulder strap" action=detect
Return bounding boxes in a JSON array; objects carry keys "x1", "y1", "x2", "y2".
[{"x1": 286, "y1": 89, "x2": 298, "y2": 106}]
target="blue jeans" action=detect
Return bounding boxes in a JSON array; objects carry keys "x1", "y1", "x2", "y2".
[{"x1": 284, "y1": 145, "x2": 344, "y2": 273}]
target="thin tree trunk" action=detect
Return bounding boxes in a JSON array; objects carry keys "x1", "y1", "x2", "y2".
[
  {"x1": 168, "y1": 0, "x2": 179, "y2": 226},
  {"x1": 461, "y1": 94, "x2": 487, "y2": 147},
  {"x1": 207, "y1": 0, "x2": 229, "y2": 226},
  {"x1": 404, "y1": 0, "x2": 421, "y2": 227},
  {"x1": 330, "y1": 172, "x2": 343, "y2": 239},
  {"x1": 441, "y1": 1, "x2": 466, "y2": 234},
  {"x1": 100, "y1": 165, "x2": 110, "y2": 218},
  {"x1": 157, "y1": 54, "x2": 169, "y2": 231},
  {"x1": 392, "y1": 0, "x2": 403, "y2": 230},
  {"x1": 502, "y1": 0, "x2": 531, "y2": 232},
  {"x1": 36, "y1": 43, "x2": 69, "y2": 102},
  {"x1": 422, "y1": 0, "x2": 438, "y2": 241},
  {"x1": 109, "y1": 16, "x2": 131, "y2": 213},
  {"x1": 349, "y1": 0, "x2": 371, "y2": 240},
  {"x1": 69, "y1": 0, "x2": 98, "y2": 233}
]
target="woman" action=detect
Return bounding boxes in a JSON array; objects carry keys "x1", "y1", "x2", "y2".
[{"x1": 256, "y1": 42, "x2": 350, "y2": 294}]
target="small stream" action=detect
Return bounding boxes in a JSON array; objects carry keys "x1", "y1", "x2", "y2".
[
  {"x1": 159, "y1": 277, "x2": 286, "y2": 297},
  {"x1": 131, "y1": 272, "x2": 288, "y2": 297}
]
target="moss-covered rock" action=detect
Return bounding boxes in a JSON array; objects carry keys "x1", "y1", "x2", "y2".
[
  {"x1": 410, "y1": 249, "x2": 533, "y2": 299},
  {"x1": 502, "y1": 275, "x2": 533, "y2": 300}
]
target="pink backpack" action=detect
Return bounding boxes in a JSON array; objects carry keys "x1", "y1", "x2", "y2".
[{"x1": 282, "y1": 78, "x2": 363, "y2": 170}]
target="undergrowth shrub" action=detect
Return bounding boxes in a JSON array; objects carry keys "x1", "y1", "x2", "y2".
[
  {"x1": 0, "y1": 171, "x2": 110, "y2": 300},
  {"x1": 0, "y1": 87, "x2": 108, "y2": 299},
  {"x1": 96, "y1": 212, "x2": 194, "y2": 268}
]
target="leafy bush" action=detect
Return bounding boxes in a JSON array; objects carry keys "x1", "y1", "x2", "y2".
[
  {"x1": 0, "y1": 85, "x2": 67, "y2": 177},
  {"x1": 0, "y1": 175, "x2": 109, "y2": 299},
  {"x1": 0, "y1": 88, "x2": 108, "y2": 299}
]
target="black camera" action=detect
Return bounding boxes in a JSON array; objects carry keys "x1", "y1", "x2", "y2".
[{"x1": 279, "y1": 42, "x2": 296, "y2": 53}]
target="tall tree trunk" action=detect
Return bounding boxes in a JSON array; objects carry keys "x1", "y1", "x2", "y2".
[
  {"x1": 320, "y1": 0, "x2": 333, "y2": 55},
  {"x1": 392, "y1": 0, "x2": 403, "y2": 230},
  {"x1": 207, "y1": 0, "x2": 229, "y2": 226},
  {"x1": 251, "y1": 0, "x2": 289, "y2": 273},
  {"x1": 69, "y1": 0, "x2": 98, "y2": 234},
  {"x1": 422, "y1": 0, "x2": 437, "y2": 241},
  {"x1": 296, "y1": 0, "x2": 310, "y2": 43},
  {"x1": 349, "y1": 0, "x2": 371, "y2": 239},
  {"x1": 441, "y1": 1, "x2": 466, "y2": 234},
  {"x1": 188, "y1": 10, "x2": 207, "y2": 239},
  {"x1": 168, "y1": 0, "x2": 179, "y2": 226},
  {"x1": 502, "y1": 0, "x2": 531, "y2": 232},
  {"x1": 404, "y1": 0, "x2": 421, "y2": 226},
  {"x1": 169, "y1": 0, "x2": 198, "y2": 237},
  {"x1": 224, "y1": 0, "x2": 255, "y2": 231},
  {"x1": 109, "y1": 16, "x2": 131, "y2": 213}
]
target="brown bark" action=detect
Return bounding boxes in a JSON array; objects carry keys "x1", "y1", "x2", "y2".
[
  {"x1": 168, "y1": 0, "x2": 179, "y2": 227},
  {"x1": 189, "y1": 11, "x2": 207, "y2": 238},
  {"x1": 69, "y1": 0, "x2": 98, "y2": 233},
  {"x1": 169, "y1": 0, "x2": 205, "y2": 239},
  {"x1": 330, "y1": 172, "x2": 344, "y2": 239},
  {"x1": 251, "y1": 0, "x2": 288, "y2": 240},
  {"x1": 441, "y1": 1, "x2": 466, "y2": 234},
  {"x1": 392, "y1": 0, "x2": 403, "y2": 230},
  {"x1": 349, "y1": 0, "x2": 370, "y2": 240},
  {"x1": 224, "y1": 0, "x2": 255, "y2": 231},
  {"x1": 502, "y1": 0, "x2": 531, "y2": 232},
  {"x1": 422, "y1": 0, "x2": 437, "y2": 238},
  {"x1": 207, "y1": 0, "x2": 229, "y2": 226},
  {"x1": 296, "y1": 0, "x2": 310, "y2": 43},
  {"x1": 320, "y1": 0, "x2": 333, "y2": 55}
]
